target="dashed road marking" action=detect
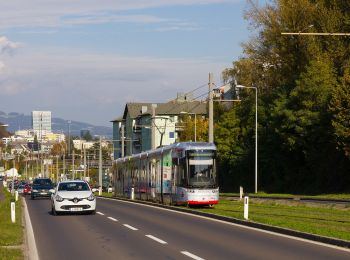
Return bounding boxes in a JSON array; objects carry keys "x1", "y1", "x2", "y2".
[
  {"x1": 123, "y1": 224, "x2": 138, "y2": 231},
  {"x1": 145, "y1": 235, "x2": 167, "y2": 244},
  {"x1": 181, "y1": 251, "x2": 205, "y2": 260},
  {"x1": 97, "y1": 212, "x2": 105, "y2": 216},
  {"x1": 107, "y1": 217, "x2": 118, "y2": 222},
  {"x1": 99, "y1": 197, "x2": 350, "y2": 254}
]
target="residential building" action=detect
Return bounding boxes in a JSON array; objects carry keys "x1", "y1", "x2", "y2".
[{"x1": 111, "y1": 99, "x2": 207, "y2": 159}]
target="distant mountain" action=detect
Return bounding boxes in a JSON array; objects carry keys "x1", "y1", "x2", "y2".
[{"x1": 0, "y1": 111, "x2": 112, "y2": 137}]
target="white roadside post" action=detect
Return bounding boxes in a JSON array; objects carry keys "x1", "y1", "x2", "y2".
[
  {"x1": 239, "y1": 186, "x2": 243, "y2": 201},
  {"x1": 11, "y1": 200, "x2": 16, "y2": 223},
  {"x1": 98, "y1": 187, "x2": 102, "y2": 196},
  {"x1": 131, "y1": 187, "x2": 135, "y2": 200},
  {"x1": 244, "y1": 196, "x2": 249, "y2": 220},
  {"x1": 15, "y1": 190, "x2": 18, "y2": 201}
]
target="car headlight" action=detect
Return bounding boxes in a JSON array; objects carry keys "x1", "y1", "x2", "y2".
[
  {"x1": 55, "y1": 194, "x2": 64, "y2": 202},
  {"x1": 32, "y1": 189, "x2": 38, "y2": 192},
  {"x1": 87, "y1": 193, "x2": 95, "y2": 201}
]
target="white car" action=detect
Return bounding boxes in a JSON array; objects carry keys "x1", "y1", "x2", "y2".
[{"x1": 51, "y1": 180, "x2": 96, "y2": 215}]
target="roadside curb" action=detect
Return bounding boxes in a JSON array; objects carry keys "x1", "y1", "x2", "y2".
[
  {"x1": 98, "y1": 195, "x2": 350, "y2": 250},
  {"x1": 23, "y1": 198, "x2": 39, "y2": 260}
]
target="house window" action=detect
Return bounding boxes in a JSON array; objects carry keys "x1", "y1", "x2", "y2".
[{"x1": 169, "y1": 132, "x2": 175, "y2": 138}]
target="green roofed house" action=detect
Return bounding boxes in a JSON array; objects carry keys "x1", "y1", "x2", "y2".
[{"x1": 111, "y1": 94, "x2": 207, "y2": 159}]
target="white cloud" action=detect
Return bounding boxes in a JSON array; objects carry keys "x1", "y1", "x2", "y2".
[
  {"x1": 0, "y1": 36, "x2": 21, "y2": 55},
  {"x1": 0, "y1": 0, "x2": 237, "y2": 29},
  {"x1": 0, "y1": 61, "x2": 5, "y2": 72},
  {"x1": 153, "y1": 26, "x2": 199, "y2": 32},
  {"x1": 0, "y1": 47, "x2": 228, "y2": 125}
]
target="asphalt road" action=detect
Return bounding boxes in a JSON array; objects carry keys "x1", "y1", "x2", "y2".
[{"x1": 25, "y1": 196, "x2": 350, "y2": 260}]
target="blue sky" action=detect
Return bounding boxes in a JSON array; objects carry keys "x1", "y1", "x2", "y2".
[{"x1": 0, "y1": 0, "x2": 256, "y2": 127}]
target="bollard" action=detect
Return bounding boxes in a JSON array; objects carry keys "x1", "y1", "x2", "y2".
[
  {"x1": 131, "y1": 187, "x2": 135, "y2": 200},
  {"x1": 244, "y1": 196, "x2": 249, "y2": 220},
  {"x1": 15, "y1": 191, "x2": 18, "y2": 201},
  {"x1": 239, "y1": 186, "x2": 243, "y2": 201},
  {"x1": 98, "y1": 187, "x2": 102, "y2": 196},
  {"x1": 11, "y1": 201, "x2": 16, "y2": 223}
]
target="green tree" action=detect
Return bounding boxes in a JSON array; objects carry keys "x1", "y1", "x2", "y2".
[
  {"x1": 219, "y1": 0, "x2": 350, "y2": 193},
  {"x1": 179, "y1": 115, "x2": 208, "y2": 142},
  {"x1": 329, "y1": 70, "x2": 350, "y2": 157}
]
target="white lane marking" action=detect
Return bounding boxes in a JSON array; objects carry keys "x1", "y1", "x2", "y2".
[
  {"x1": 107, "y1": 217, "x2": 118, "y2": 222},
  {"x1": 97, "y1": 212, "x2": 105, "y2": 215},
  {"x1": 181, "y1": 251, "x2": 205, "y2": 260},
  {"x1": 145, "y1": 235, "x2": 167, "y2": 244},
  {"x1": 99, "y1": 197, "x2": 350, "y2": 253},
  {"x1": 123, "y1": 224, "x2": 138, "y2": 231}
]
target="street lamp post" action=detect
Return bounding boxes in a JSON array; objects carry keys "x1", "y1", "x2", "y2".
[
  {"x1": 67, "y1": 120, "x2": 71, "y2": 157},
  {"x1": 236, "y1": 85, "x2": 258, "y2": 194}
]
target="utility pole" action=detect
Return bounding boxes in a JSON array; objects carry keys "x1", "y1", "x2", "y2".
[
  {"x1": 151, "y1": 104, "x2": 157, "y2": 149},
  {"x1": 63, "y1": 150, "x2": 66, "y2": 180},
  {"x1": 67, "y1": 120, "x2": 71, "y2": 157},
  {"x1": 99, "y1": 136, "x2": 102, "y2": 194},
  {"x1": 56, "y1": 156, "x2": 59, "y2": 183},
  {"x1": 12, "y1": 157, "x2": 15, "y2": 195},
  {"x1": 121, "y1": 125, "x2": 125, "y2": 157},
  {"x1": 72, "y1": 148, "x2": 75, "y2": 179},
  {"x1": 83, "y1": 146, "x2": 86, "y2": 179},
  {"x1": 208, "y1": 72, "x2": 214, "y2": 143},
  {"x1": 25, "y1": 160, "x2": 27, "y2": 180}
]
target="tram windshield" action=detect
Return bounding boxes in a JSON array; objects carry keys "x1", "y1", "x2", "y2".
[{"x1": 186, "y1": 150, "x2": 217, "y2": 188}]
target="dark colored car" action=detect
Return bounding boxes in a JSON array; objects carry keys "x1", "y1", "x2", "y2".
[{"x1": 31, "y1": 178, "x2": 54, "y2": 199}]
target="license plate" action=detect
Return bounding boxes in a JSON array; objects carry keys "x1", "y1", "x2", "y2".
[
  {"x1": 70, "y1": 208, "x2": 82, "y2": 212},
  {"x1": 40, "y1": 192, "x2": 47, "y2": 195}
]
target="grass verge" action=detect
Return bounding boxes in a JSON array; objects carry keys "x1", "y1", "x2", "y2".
[
  {"x1": 221, "y1": 192, "x2": 350, "y2": 200},
  {"x1": 0, "y1": 248, "x2": 23, "y2": 260},
  {"x1": 0, "y1": 186, "x2": 23, "y2": 259},
  {"x1": 98, "y1": 192, "x2": 114, "y2": 198},
  {"x1": 191, "y1": 197, "x2": 350, "y2": 241}
]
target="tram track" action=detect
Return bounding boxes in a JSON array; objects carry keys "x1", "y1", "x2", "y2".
[{"x1": 220, "y1": 194, "x2": 350, "y2": 206}]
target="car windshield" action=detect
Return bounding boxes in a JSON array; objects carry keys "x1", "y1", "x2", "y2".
[
  {"x1": 58, "y1": 182, "x2": 90, "y2": 191},
  {"x1": 187, "y1": 150, "x2": 217, "y2": 188},
  {"x1": 33, "y1": 179, "x2": 53, "y2": 186}
]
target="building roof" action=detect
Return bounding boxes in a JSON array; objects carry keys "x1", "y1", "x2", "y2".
[
  {"x1": 110, "y1": 116, "x2": 124, "y2": 123},
  {"x1": 156, "y1": 100, "x2": 206, "y2": 115},
  {"x1": 123, "y1": 103, "x2": 161, "y2": 119},
  {"x1": 114, "y1": 101, "x2": 207, "y2": 122}
]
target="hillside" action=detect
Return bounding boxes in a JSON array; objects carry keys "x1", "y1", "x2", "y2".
[{"x1": 0, "y1": 111, "x2": 112, "y2": 137}]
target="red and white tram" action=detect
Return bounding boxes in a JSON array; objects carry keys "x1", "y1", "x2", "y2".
[{"x1": 112, "y1": 142, "x2": 219, "y2": 206}]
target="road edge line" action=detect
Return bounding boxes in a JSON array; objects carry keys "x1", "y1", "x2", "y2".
[
  {"x1": 97, "y1": 196, "x2": 350, "y2": 251},
  {"x1": 23, "y1": 197, "x2": 39, "y2": 260}
]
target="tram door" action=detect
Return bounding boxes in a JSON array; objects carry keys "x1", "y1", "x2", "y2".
[
  {"x1": 150, "y1": 160, "x2": 156, "y2": 199},
  {"x1": 155, "y1": 159, "x2": 161, "y2": 196},
  {"x1": 171, "y1": 157, "x2": 178, "y2": 201}
]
